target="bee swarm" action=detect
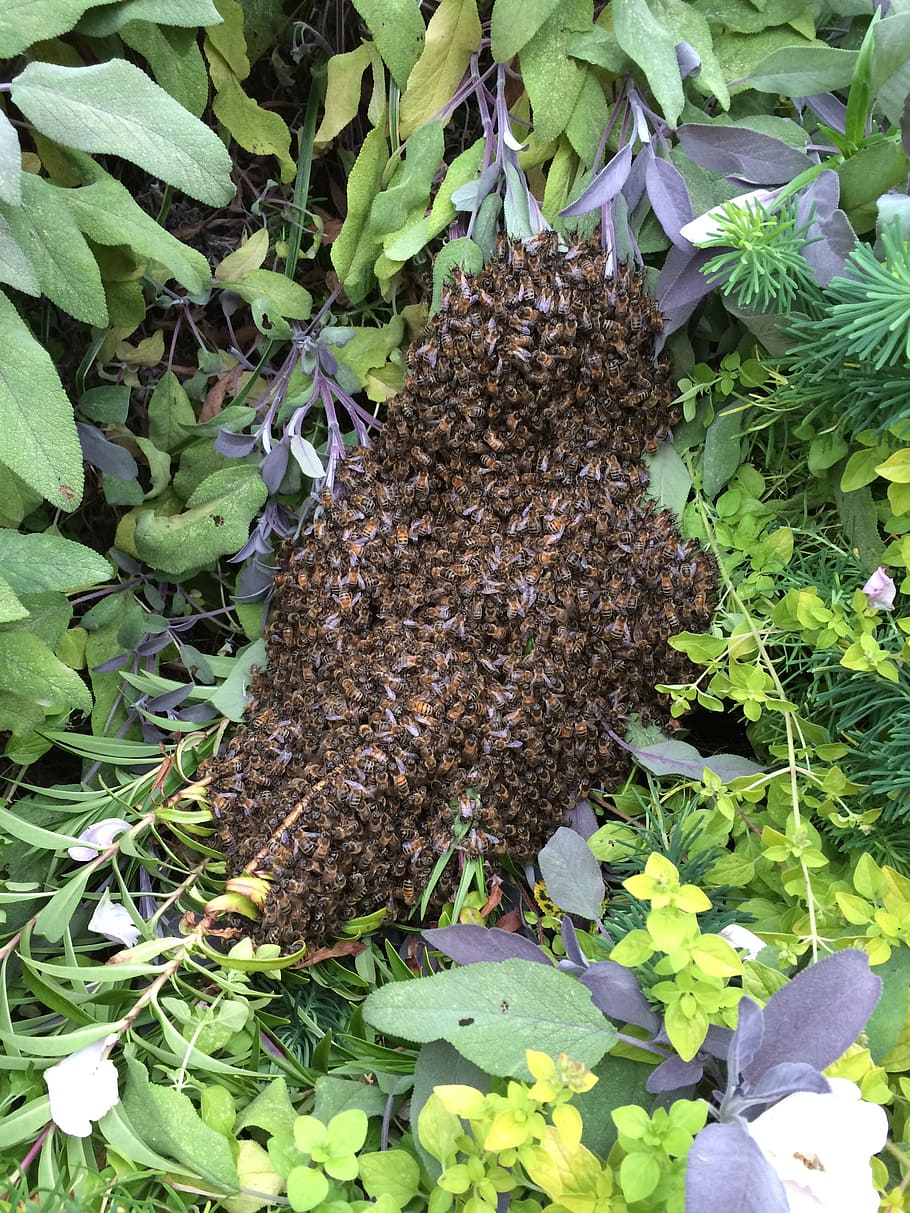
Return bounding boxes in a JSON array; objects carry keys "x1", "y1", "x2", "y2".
[{"x1": 206, "y1": 232, "x2": 717, "y2": 950}]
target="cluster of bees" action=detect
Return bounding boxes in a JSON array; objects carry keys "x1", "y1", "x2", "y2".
[{"x1": 204, "y1": 232, "x2": 718, "y2": 950}]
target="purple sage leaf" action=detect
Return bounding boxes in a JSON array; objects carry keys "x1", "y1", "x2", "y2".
[
  {"x1": 580, "y1": 960, "x2": 659, "y2": 1032},
  {"x1": 538, "y1": 827, "x2": 605, "y2": 919},
  {"x1": 77, "y1": 422, "x2": 138, "y2": 480},
  {"x1": 686, "y1": 1122, "x2": 789, "y2": 1213},
  {"x1": 797, "y1": 169, "x2": 856, "y2": 285},
  {"x1": 645, "y1": 155, "x2": 695, "y2": 249},
  {"x1": 677, "y1": 124, "x2": 814, "y2": 183},
  {"x1": 422, "y1": 925, "x2": 552, "y2": 967},
  {"x1": 728, "y1": 997, "x2": 764, "y2": 1081},
  {"x1": 260, "y1": 441, "x2": 290, "y2": 494},
  {"x1": 216, "y1": 429, "x2": 258, "y2": 457},
  {"x1": 622, "y1": 147, "x2": 649, "y2": 214},
  {"x1": 807, "y1": 92, "x2": 848, "y2": 134},
  {"x1": 647, "y1": 1053, "x2": 704, "y2": 1092},
  {"x1": 744, "y1": 950, "x2": 882, "y2": 1082},
  {"x1": 676, "y1": 41, "x2": 701, "y2": 79},
  {"x1": 561, "y1": 140, "x2": 633, "y2": 217},
  {"x1": 656, "y1": 244, "x2": 716, "y2": 327},
  {"x1": 745, "y1": 1061, "x2": 830, "y2": 1107}
]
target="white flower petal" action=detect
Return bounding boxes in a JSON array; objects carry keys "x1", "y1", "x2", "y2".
[
  {"x1": 45, "y1": 1034, "x2": 120, "y2": 1138},
  {"x1": 678, "y1": 188, "x2": 777, "y2": 246},
  {"x1": 748, "y1": 1079, "x2": 887, "y2": 1213},
  {"x1": 862, "y1": 567, "x2": 896, "y2": 611},
  {"x1": 67, "y1": 818, "x2": 131, "y2": 862},
  {"x1": 88, "y1": 891, "x2": 141, "y2": 947},
  {"x1": 719, "y1": 924, "x2": 766, "y2": 961}
]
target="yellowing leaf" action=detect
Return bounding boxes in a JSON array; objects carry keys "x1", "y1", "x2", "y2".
[
  {"x1": 315, "y1": 43, "x2": 384, "y2": 147},
  {"x1": 398, "y1": 0, "x2": 482, "y2": 138},
  {"x1": 210, "y1": 54, "x2": 295, "y2": 183},
  {"x1": 207, "y1": 0, "x2": 250, "y2": 79},
  {"x1": 215, "y1": 227, "x2": 270, "y2": 281},
  {"x1": 223, "y1": 1139, "x2": 284, "y2": 1213}
]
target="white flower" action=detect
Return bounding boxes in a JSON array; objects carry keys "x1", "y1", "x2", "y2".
[
  {"x1": 68, "y1": 818, "x2": 131, "y2": 862},
  {"x1": 862, "y1": 567, "x2": 896, "y2": 611},
  {"x1": 44, "y1": 1035, "x2": 120, "y2": 1137},
  {"x1": 747, "y1": 1077, "x2": 887, "y2": 1213},
  {"x1": 679, "y1": 188, "x2": 777, "y2": 246},
  {"x1": 719, "y1": 923, "x2": 766, "y2": 961},
  {"x1": 88, "y1": 890, "x2": 141, "y2": 947}
]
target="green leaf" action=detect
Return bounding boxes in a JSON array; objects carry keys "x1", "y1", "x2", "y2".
[
  {"x1": 0, "y1": 0, "x2": 105, "y2": 56},
  {"x1": 234, "y1": 1076, "x2": 298, "y2": 1139},
  {"x1": 873, "y1": 13, "x2": 910, "y2": 126},
  {"x1": 11, "y1": 59, "x2": 234, "y2": 207},
  {"x1": 0, "y1": 1097, "x2": 52, "y2": 1150},
  {"x1": 701, "y1": 406, "x2": 743, "y2": 500},
  {"x1": 352, "y1": 0, "x2": 426, "y2": 89},
  {"x1": 651, "y1": 0, "x2": 729, "y2": 109},
  {"x1": 77, "y1": 0, "x2": 222, "y2": 34},
  {"x1": 644, "y1": 442, "x2": 691, "y2": 519},
  {"x1": 64, "y1": 172, "x2": 210, "y2": 294},
  {"x1": 746, "y1": 44, "x2": 858, "y2": 95},
  {"x1": 490, "y1": 0, "x2": 560, "y2": 61},
  {"x1": 383, "y1": 138, "x2": 484, "y2": 261},
  {"x1": 613, "y1": 0, "x2": 684, "y2": 127},
  {"x1": 834, "y1": 482, "x2": 884, "y2": 571},
  {"x1": 120, "y1": 21, "x2": 210, "y2": 117},
  {"x1": 132, "y1": 465, "x2": 267, "y2": 576},
  {"x1": 430, "y1": 237, "x2": 484, "y2": 314},
  {"x1": 866, "y1": 945, "x2": 910, "y2": 1063},
  {"x1": 620, "y1": 1151, "x2": 661, "y2": 1203},
  {"x1": 122, "y1": 1055, "x2": 240, "y2": 1191},
  {"x1": 0, "y1": 109, "x2": 21, "y2": 207},
  {"x1": 209, "y1": 54, "x2": 295, "y2": 183},
  {"x1": 399, "y1": 0, "x2": 481, "y2": 138},
  {"x1": 370, "y1": 121, "x2": 445, "y2": 233},
  {"x1": 566, "y1": 68, "x2": 611, "y2": 164},
  {"x1": 0, "y1": 215, "x2": 39, "y2": 296},
  {"x1": 148, "y1": 372, "x2": 197, "y2": 454},
  {"x1": 876, "y1": 449, "x2": 910, "y2": 483},
  {"x1": 219, "y1": 268, "x2": 312, "y2": 322},
  {"x1": 359, "y1": 1151, "x2": 421, "y2": 1205},
  {"x1": 567, "y1": 25, "x2": 628, "y2": 72},
  {"x1": 0, "y1": 575, "x2": 27, "y2": 624},
  {"x1": 33, "y1": 868, "x2": 92, "y2": 944},
  {"x1": 0, "y1": 531, "x2": 111, "y2": 595},
  {"x1": 0, "y1": 292, "x2": 84, "y2": 512},
  {"x1": 520, "y1": 0, "x2": 593, "y2": 145},
  {"x1": 0, "y1": 174, "x2": 107, "y2": 326},
  {"x1": 331, "y1": 124, "x2": 389, "y2": 301},
  {"x1": 363, "y1": 959, "x2": 617, "y2": 1078},
  {"x1": 0, "y1": 630, "x2": 92, "y2": 719}
]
